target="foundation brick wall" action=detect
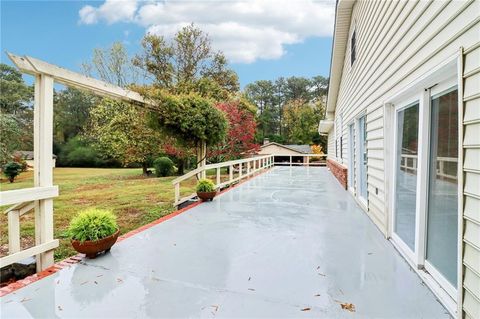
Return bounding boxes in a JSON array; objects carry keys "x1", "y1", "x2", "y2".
[{"x1": 327, "y1": 158, "x2": 348, "y2": 190}]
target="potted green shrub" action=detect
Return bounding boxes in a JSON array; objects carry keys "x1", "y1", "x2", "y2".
[
  {"x1": 68, "y1": 208, "x2": 120, "y2": 259},
  {"x1": 196, "y1": 178, "x2": 217, "y2": 201}
]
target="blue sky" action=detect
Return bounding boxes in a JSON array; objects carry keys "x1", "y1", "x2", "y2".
[{"x1": 1, "y1": 0, "x2": 334, "y2": 88}]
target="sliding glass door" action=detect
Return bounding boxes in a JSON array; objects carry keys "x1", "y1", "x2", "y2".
[
  {"x1": 391, "y1": 84, "x2": 459, "y2": 298},
  {"x1": 393, "y1": 102, "x2": 419, "y2": 252},
  {"x1": 425, "y1": 88, "x2": 459, "y2": 290},
  {"x1": 358, "y1": 116, "x2": 367, "y2": 201}
]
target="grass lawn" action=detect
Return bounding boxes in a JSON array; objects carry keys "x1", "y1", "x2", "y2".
[{"x1": 0, "y1": 167, "x2": 198, "y2": 261}]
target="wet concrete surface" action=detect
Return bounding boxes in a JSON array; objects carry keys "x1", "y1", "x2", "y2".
[{"x1": 0, "y1": 167, "x2": 450, "y2": 318}]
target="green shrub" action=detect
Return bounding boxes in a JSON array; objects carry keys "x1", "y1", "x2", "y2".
[
  {"x1": 153, "y1": 156, "x2": 174, "y2": 177},
  {"x1": 196, "y1": 178, "x2": 216, "y2": 192},
  {"x1": 68, "y1": 208, "x2": 118, "y2": 242},
  {"x1": 3, "y1": 162, "x2": 22, "y2": 183}
]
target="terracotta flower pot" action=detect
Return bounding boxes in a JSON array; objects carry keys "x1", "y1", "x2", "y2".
[
  {"x1": 71, "y1": 229, "x2": 120, "y2": 259},
  {"x1": 197, "y1": 191, "x2": 217, "y2": 201}
]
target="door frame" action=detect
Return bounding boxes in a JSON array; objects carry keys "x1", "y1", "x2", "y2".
[
  {"x1": 384, "y1": 52, "x2": 462, "y2": 316},
  {"x1": 348, "y1": 122, "x2": 355, "y2": 194},
  {"x1": 355, "y1": 112, "x2": 368, "y2": 208},
  {"x1": 390, "y1": 96, "x2": 422, "y2": 264}
]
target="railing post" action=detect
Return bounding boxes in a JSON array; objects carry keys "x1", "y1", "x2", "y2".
[
  {"x1": 216, "y1": 167, "x2": 221, "y2": 186},
  {"x1": 247, "y1": 161, "x2": 251, "y2": 175},
  {"x1": 252, "y1": 159, "x2": 256, "y2": 173},
  {"x1": 239, "y1": 162, "x2": 243, "y2": 178},
  {"x1": 290, "y1": 156, "x2": 292, "y2": 167},
  {"x1": 34, "y1": 74, "x2": 55, "y2": 272},
  {"x1": 174, "y1": 183, "x2": 180, "y2": 205},
  {"x1": 8, "y1": 210, "x2": 21, "y2": 254},
  {"x1": 229, "y1": 165, "x2": 233, "y2": 182}
]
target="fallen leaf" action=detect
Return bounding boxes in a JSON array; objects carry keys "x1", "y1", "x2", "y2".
[
  {"x1": 316, "y1": 266, "x2": 320, "y2": 270},
  {"x1": 80, "y1": 281, "x2": 88, "y2": 285},
  {"x1": 317, "y1": 273, "x2": 326, "y2": 277},
  {"x1": 116, "y1": 278, "x2": 123, "y2": 283},
  {"x1": 339, "y1": 288, "x2": 344, "y2": 295},
  {"x1": 248, "y1": 288, "x2": 255, "y2": 291},
  {"x1": 20, "y1": 298, "x2": 31, "y2": 303},
  {"x1": 94, "y1": 281, "x2": 98, "y2": 285},
  {"x1": 300, "y1": 307, "x2": 311, "y2": 311},
  {"x1": 248, "y1": 277, "x2": 251, "y2": 281},
  {"x1": 96, "y1": 274, "x2": 103, "y2": 278},
  {"x1": 368, "y1": 252, "x2": 373, "y2": 255},
  {"x1": 211, "y1": 305, "x2": 219, "y2": 312},
  {"x1": 340, "y1": 303, "x2": 356, "y2": 312},
  {"x1": 56, "y1": 280, "x2": 60, "y2": 285},
  {"x1": 314, "y1": 294, "x2": 321, "y2": 297},
  {"x1": 58, "y1": 306, "x2": 63, "y2": 311}
]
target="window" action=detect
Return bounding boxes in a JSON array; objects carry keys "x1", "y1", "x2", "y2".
[{"x1": 351, "y1": 30, "x2": 356, "y2": 66}]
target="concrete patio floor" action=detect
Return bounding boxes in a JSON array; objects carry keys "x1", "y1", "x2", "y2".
[{"x1": 1, "y1": 167, "x2": 450, "y2": 318}]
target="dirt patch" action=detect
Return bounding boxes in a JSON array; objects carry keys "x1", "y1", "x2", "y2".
[
  {"x1": 76, "y1": 183, "x2": 112, "y2": 192},
  {"x1": 0, "y1": 236, "x2": 35, "y2": 257}
]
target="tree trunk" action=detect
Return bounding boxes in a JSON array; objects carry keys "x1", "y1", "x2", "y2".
[
  {"x1": 142, "y1": 162, "x2": 148, "y2": 175},
  {"x1": 177, "y1": 158, "x2": 185, "y2": 175}
]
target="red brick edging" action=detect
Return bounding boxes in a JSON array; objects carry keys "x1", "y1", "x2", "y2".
[
  {"x1": 0, "y1": 168, "x2": 272, "y2": 297},
  {"x1": 326, "y1": 158, "x2": 348, "y2": 190}
]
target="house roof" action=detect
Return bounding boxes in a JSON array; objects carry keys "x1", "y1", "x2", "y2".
[
  {"x1": 14, "y1": 151, "x2": 57, "y2": 159},
  {"x1": 325, "y1": 0, "x2": 355, "y2": 117},
  {"x1": 261, "y1": 142, "x2": 311, "y2": 154}
]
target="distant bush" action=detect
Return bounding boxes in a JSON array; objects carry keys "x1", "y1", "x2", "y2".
[
  {"x1": 58, "y1": 136, "x2": 118, "y2": 167},
  {"x1": 153, "y1": 156, "x2": 174, "y2": 177},
  {"x1": 196, "y1": 178, "x2": 215, "y2": 193},
  {"x1": 3, "y1": 162, "x2": 22, "y2": 183},
  {"x1": 68, "y1": 208, "x2": 118, "y2": 242}
]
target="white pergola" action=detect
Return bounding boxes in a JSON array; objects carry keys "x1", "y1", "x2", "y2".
[{"x1": 0, "y1": 53, "x2": 206, "y2": 271}]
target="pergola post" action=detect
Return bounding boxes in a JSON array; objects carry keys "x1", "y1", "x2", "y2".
[
  {"x1": 34, "y1": 74, "x2": 55, "y2": 271},
  {"x1": 197, "y1": 141, "x2": 207, "y2": 179}
]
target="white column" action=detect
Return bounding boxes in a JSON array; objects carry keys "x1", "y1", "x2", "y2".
[{"x1": 34, "y1": 74, "x2": 55, "y2": 271}]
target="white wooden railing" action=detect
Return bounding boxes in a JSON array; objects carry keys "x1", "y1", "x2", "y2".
[
  {"x1": 0, "y1": 187, "x2": 59, "y2": 270},
  {"x1": 400, "y1": 154, "x2": 458, "y2": 180},
  {"x1": 172, "y1": 155, "x2": 274, "y2": 207},
  {"x1": 273, "y1": 154, "x2": 327, "y2": 166}
]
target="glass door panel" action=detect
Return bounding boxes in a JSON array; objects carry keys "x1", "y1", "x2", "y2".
[
  {"x1": 426, "y1": 88, "x2": 458, "y2": 287},
  {"x1": 358, "y1": 116, "x2": 367, "y2": 200},
  {"x1": 348, "y1": 123, "x2": 355, "y2": 189},
  {"x1": 394, "y1": 103, "x2": 419, "y2": 251}
]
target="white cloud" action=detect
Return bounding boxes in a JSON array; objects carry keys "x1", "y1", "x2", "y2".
[
  {"x1": 79, "y1": 0, "x2": 335, "y2": 63},
  {"x1": 79, "y1": 0, "x2": 138, "y2": 25}
]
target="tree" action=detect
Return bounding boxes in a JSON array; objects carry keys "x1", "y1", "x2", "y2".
[
  {"x1": 0, "y1": 63, "x2": 34, "y2": 152},
  {"x1": 83, "y1": 42, "x2": 141, "y2": 87},
  {"x1": 209, "y1": 100, "x2": 259, "y2": 162},
  {"x1": 0, "y1": 114, "x2": 22, "y2": 165},
  {"x1": 283, "y1": 99, "x2": 324, "y2": 145},
  {"x1": 244, "y1": 80, "x2": 276, "y2": 139},
  {"x1": 83, "y1": 42, "x2": 163, "y2": 173},
  {"x1": 54, "y1": 88, "x2": 98, "y2": 143},
  {"x1": 87, "y1": 99, "x2": 163, "y2": 174},
  {"x1": 133, "y1": 23, "x2": 239, "y2": 98},
  {"x1": 0, "y1": 64, "x2": 32, "y2": 114},
  {"x1": 147, "y1": 92, "x2": 228, "y2": 149},
  {"x1": 134, "y1": 25, "x2": 238, "y2": 168}
]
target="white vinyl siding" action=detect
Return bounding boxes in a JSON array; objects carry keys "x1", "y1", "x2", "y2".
[
  {"x1": 327, "y1": 128, "x2": 335, "y2": 159},
  {"x1": 332, "y1": 0, "x2": 479, "y2": 233},
  {"x1": 462, "y1": 43, "x2": 480, "y2": 319},
  {"x1": 329, "y1": 0, "x2": 480, "y2": 316}
]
